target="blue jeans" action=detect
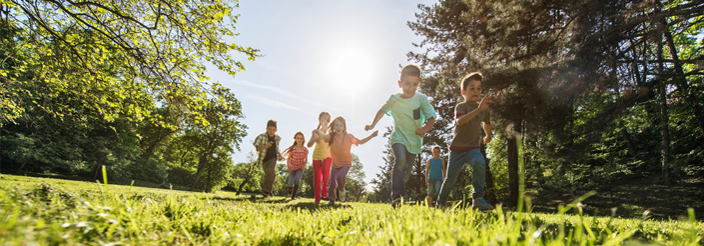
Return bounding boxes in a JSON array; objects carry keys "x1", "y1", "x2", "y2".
[
  {"x1": 288, "y1": 169, "x2": 304, "y2": 187},
  {"x1": 437, "y1": 148, "x2": 486, "y2": 205},
  {"x1": 427, "y1": 179, "x2": 442, "y2": 197},
  {"x1": 391, "y1": 143, "x2": 416, "y2": 197}
]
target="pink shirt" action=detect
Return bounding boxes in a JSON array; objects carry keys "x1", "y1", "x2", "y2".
[
  {"x1": 286, "y1": 146, "x2": 308, "y2": 172},
  {"x1": 327, "y1": 133, "x2": 359, "y2": 168}
]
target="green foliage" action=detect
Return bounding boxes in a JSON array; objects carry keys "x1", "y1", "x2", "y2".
[{"x1": 1, "y1": 175, "x2": 702, "y2": 245}]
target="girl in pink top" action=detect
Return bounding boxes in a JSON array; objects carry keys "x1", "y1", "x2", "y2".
[
  {"x1": 307, "y1": 112, "x2": 332, "y2": 204},
  {"x1": 315, "y1": 116, "x2": 378, "y2": 205},
  {"x1": 283, "y1": 132, "x2": 308, "y2": 200}
]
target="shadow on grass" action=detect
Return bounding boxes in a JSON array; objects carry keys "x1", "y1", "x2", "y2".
[{"x1": 283, "y1": 201, "x2": 352, "y2": 211}]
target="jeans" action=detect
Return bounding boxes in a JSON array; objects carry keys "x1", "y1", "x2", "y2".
[
  {"x1": 288, "y1": 169, "x2": 304, "y2": 187},
  {"x1": 261, "y1": 158, "x2": 277, "y2": 194},
  {"x1": 427, "y1": 179, "x2": 442, "y2": 197},
  {"x1": 391, "y1": 143, "x2": 416, "y2": 198},
  {"x1": 312, "y1": 158, "x2": 332, "y2": 201},
  {"x1": 328, "y1": 165, "x2": 350, "y2": 202},
  {"x1": 437, "y1": 148, "x2": 486, "y2": 205}
]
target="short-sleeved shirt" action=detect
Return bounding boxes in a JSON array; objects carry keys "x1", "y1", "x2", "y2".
[
  {"x1": 327, "y1": 133, "x2": 359, "y2": 168},
  {"x1": 286, "y1": 146, "x2": 309, "y2": 172},
  {"x1": 381, "y1": 93, "x2": 437, "y2": 154},
  {"x1": 428, "y1": 158, "x2": 444, "y2": 180},
  {"x1": 450, "y1": 102, "x2": 490, "y2": 150},
  {"x1": 253, "y1": 133, "x2": 281, "y2": 164},
  {"x1": 311, "y1": 132, "x2": 332, "y2": 160}
]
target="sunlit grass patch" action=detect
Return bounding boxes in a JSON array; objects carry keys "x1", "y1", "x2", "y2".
[{"x1": 0, "y1": 174, "x2": 702, "y2": 245}]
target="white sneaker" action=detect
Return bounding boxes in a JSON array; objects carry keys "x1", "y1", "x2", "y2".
[{"x1": 340, "y1": 190, "x2": 347, "y2": 202}]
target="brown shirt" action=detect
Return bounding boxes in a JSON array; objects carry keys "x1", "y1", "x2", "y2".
[{"x1": 449, "y1": 102, "x2": 490, "y2": 150}]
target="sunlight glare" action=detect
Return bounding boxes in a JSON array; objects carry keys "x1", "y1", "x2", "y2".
[{"x1": 333, "y1": 49, "x2": 375, "y2": 96}]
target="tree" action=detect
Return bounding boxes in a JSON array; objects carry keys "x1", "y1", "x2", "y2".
[
  {"x1": 1, "y1": 0, "x2": 259, "y2": 127},
  {"x1": 232, "y1": 152, "x2": 263, "y2": 195},
  {"x1": 184, "y1": 84, "x2": 246, "y2": 191}
]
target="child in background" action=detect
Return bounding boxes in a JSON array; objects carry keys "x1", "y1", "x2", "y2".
[
  {"x1": 425, "y1": 146, "x2": 446, "y2": 206},
  {"x1": 283, "y1": 132, "x2": 308, "y2": 200},
  {"x1": 315, "y1": 116, "x2": 378, "y2": 205},
  {"x1": 365, "y1": 64, "x2": 436, "y2": 208},
  {"x1": 253, "y1": 120, "x2": 283, "y2": 198},
  {"x1": 307, "y1": 112, "x2": 332, "y2": 204},
  {"x1": 436, "y1": 72, "x2": 495, "y2": 211}
]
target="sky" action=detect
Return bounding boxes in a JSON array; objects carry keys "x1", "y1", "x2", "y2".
[{"x1": 208, "y1": 0, "x2": 437, "y2": 189}]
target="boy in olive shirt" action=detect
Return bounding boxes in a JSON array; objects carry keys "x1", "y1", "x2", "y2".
[{"x1": 436, "y1": 72, "x2": 495, "y2": 211}]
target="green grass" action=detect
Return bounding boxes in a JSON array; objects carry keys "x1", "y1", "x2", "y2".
[{"x1": 1, "y1": 174, "x2": 702, "y2": 245}]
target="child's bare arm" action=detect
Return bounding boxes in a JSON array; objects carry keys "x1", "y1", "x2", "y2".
[
  {"x1": 457, "y1": 95, "x2": 494, "y2": 126},
  {"x1": 483, "y1": 122, "x2": 493, "y2": 143},
  {"x1": 365, "y1": 109, "x2": 385, "y2": 131},
  {"x1": 307, "y1": 130, "x2": 319, "y2": 147},
  {"x1": 425, "y1": 160, "x2": 430, "y2": 185},
  {"x1": 358, "y1": 130, "x2": 379, "y2": 145},
  {"x1": 415, "y1": 117, "x2": 436, "y2": 136}
]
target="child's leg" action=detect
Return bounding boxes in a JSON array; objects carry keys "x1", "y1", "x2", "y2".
[
  {"x1": 335, "y1": 166, "x2": 351, "y2": 192},
  {"x1": 321, "y1": 157, "x2": 332, "y2": 197},
  {"x1": 328, "y1": 167, "x2": 341, "y2": 202},
  {"x1": 467, "y1": 148, "x2": 487, "y2": 199},
  {"x1": 261, "y1": 158, "x2": 277, "y2": 195},
  {"x1": 292, "y1": 169, "x2": 304, "y2": 197},
  {"x1": 436, "y1": 149, "x2": 469, "y2": 206},
  {"x1": 390, "y1": 143, "x2": 416, "y2": 198},
  {"x1": 313, "y1": 160, "x2": 322, "y2": 201}
]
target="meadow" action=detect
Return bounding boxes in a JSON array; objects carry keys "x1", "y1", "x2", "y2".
[{"x1": 0, "y1": 174, "x2": 702, "y2": 245}]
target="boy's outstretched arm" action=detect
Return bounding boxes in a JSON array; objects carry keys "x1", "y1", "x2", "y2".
[
  {"x1": 307, "y1": 130, "x2": 319, "y2": 148},
  {"x1": 365, "y1": 109, "x2": 385, "y2": 131},
  {"x1": 359, "y1": 130, "x2": 379, "y2": 145},
  {"x1": 457, "y1": 94, "x2": 494, "y2": 126},
  {"x1": 415, "y1": 117, "x2": 435, "y2": 136}
]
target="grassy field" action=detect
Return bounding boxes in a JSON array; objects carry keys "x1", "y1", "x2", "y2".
[{"x1": 1, "y1": 174, "x2": 702, "y2": 245}]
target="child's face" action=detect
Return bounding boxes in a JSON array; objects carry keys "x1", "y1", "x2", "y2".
[
  {"x1": 320, "y1": 114, "x2": 331, "y2": 126},
  {"x1": 332, "y1": 120, "x2": 345, "y2": 133},
  {"x1": 462, "y1": 80, "x2": 482, "y2": 103},
  {"x1": 295, "y1": 134, "x2": 305, "y2": 145},
  {"x1": 266, "y1": 126, "x2": 277, "y2": 136},
  {"x1": 432, "y1": 148, "x2": 440, "y2": 157},
  {"x1": 398, "y1": 75, "x2": 420, "y2": 97}
]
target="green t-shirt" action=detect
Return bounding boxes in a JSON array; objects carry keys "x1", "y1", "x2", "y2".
[{"x1": 381, "y1": 93, "x2": 437, "y2": 154}]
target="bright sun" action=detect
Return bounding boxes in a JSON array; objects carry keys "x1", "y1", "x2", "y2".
[{"x1": 333, "y1": 49, "x2": 375, "y2": 95}]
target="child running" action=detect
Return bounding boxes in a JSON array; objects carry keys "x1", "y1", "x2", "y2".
[
  {"x1": 365, "y1": 64, "x2": 437, "y2": 208},
  {"x1": 283, "y1": 132, "x2": 308, "y2": 200},
  {"x1": 436, "y1": 72, "x2": 495, "y2": 211},
  {"x1": 307, "y1": 112, "x2": 332, "y2": 204},
  {"x1": 425, "y1": 146, "x2": 446, "y2": 206},
  {"x1": 315, "y1": 116, "x2": 378, "y2": 205},
  {"x1": 253, "y1": 120, "x2": 283, "y2": 198}
]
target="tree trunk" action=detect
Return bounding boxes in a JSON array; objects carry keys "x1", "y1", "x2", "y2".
[
  {"x1": 481, "y1": 144, "x2": 498, "y2": 205},
  {"x1": 659, "y1": 18, "x2": 704, "y2": 136},
  {"x1": 507, "y1": 126, "x2": 519, "y2": 208},
  {"x1": 620, "y1": 127, "x2": 639, "y2": 159},
  {"x1": 656, "y1": 26, "x2": 671, "y2": 185},
  {"x1": 190, "y1": 152, "x2": 210, "y2": 191},
  {"x1": 236, "y1": 176, "x2": 251, "y2": 195}
]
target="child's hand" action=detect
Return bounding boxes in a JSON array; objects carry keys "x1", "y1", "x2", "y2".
[
  {"x1": 364, "y1": 124, "x2": 374, "y2": 131},
  {"x1": 484, "y1": 135, "x2": 492, "y2": 143},
  {"x1": 415, "y1": 128, "x2": 428, "y2": 137},
  {"x1": 479, "y1": 94, "x2": 495, "y2": 111},
  {"x1": 266, "y1": 141, "x2": 274, "y2": 148},
  {"x1": 371, "y1": 130, "x2": 379, "y2": 137}
]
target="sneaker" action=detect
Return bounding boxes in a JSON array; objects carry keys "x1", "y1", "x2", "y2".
[
  {"x1": 391, "y1": 194, "x2": 403, "y2": 208},
  {"x1": 315, "y1": 198, "x2": 321, "y2": 204},
  {"x1": 339, "y1": 190, "x2": 347, "y2": 202},
  {"x1": 262, "y1": 192, "x2": 269, "y2": 198},
  {"x1": 472, "y1": 198, "x2": 494, "y2": 211},
  {"x1": 291, "y1": 196, "x2": 296, "y2": 200},
  {"x1": 328, "y1": 200, "x2": 336, "y2": 205}
]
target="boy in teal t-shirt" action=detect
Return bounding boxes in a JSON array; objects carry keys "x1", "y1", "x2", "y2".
[{"x1": 366, "y1": 64, "x2": 436, "y2": 208}]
